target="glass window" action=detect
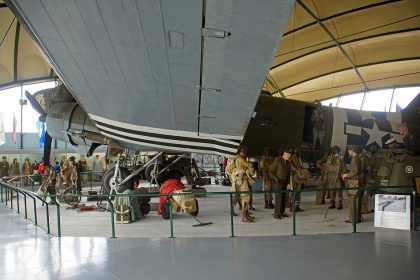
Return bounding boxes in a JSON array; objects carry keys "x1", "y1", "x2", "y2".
[
  {"x1": 321, "y1": 97, "x2": 338, "y2": 107},
  {"x1": 336, "y1": 92, "x2": 364, "y2": 110},
  {"x1": 362, "y1": 89, "x2": 393, "y2": 112},
  {"x1": 0, "y1": 86, "x2": 21, "y2": 132},
  {"x1": 320, "y1": 87, "x2": 419, "y2": 112},
  {"x1": 391, "y1": 87, "x2": 419, "y2": 112}
]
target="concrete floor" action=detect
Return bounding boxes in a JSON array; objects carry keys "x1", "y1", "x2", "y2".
[
  {"x1": 1, "y1": 205, "x2": 419, "y2": 280},
  {"x1": 3, "y1": 179, "x2": 378, "y2": 238}
]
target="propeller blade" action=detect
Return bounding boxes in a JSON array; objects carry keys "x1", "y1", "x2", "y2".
[
  {"x1": 25, "y1": 90, "x2": 46, "y2": 117},
  {"x1": 43, "y1": 131, "x2": 53, "y2": 166}
]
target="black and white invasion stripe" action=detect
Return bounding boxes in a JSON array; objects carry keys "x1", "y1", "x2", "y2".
[{"x1": 89, "y1": 114, "x2": 241, "y2": 156}]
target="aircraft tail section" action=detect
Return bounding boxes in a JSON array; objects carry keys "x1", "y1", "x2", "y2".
[{"x1": 402, "y1": 93, "x2": 420, "y2": 137}]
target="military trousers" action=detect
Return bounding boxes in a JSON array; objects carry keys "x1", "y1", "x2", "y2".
[
  {"x1": 274, "y1": 179, "x2": 287, "y2": 216},
  {"x1": 231, "y1": 176, "x2": 250, "y2": 207},
  {"x1": 347, "y1": 193, "x2": 362, "y2": 223},
  {"x1": 263, "y1": 176, "x2": 273, "y2": 202},
  {"x1": 327, "y1": 174, "x2": 343, "y2": 201},
  {"x1": 313, "y1": 128, "x2": 324, "y2": 148},
  {"x1": 289, "y1": 182, "x2": 303, "y2": 204}
]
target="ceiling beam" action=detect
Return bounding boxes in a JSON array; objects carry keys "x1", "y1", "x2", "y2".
[
  {"x1": 285, "y1": 72, "x2": 420, "y2": 99},
  {"x1": 284, "y1": 0, "x2": 402, "y2": 36},
  {"x1": 271, "y1": 27, "x2": 420, "y2": 69},
  {"x1": 13, "y1": 20, "x2": 20, "y2": 81},
  {"x1": 296, "y1": 0, "x2": 369, "y2": 91},
  {"x1": 281, "y1": 56, "x2": 420, "y2": 91}
]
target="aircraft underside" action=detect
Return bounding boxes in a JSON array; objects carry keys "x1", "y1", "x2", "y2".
[{"x1": 6, "y1": 0, "x2": 294, "y2": 155}]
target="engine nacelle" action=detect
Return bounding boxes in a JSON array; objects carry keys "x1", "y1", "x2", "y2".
[
  {"x1": 46, "y1": 102, "x2": 123, "y2": 156},
  {"x1": 46, "y1": 102, "x2": 98, "y2": 143},
  {"x1": 46, "y1": 103, "x2": 103, "y2": 155}
]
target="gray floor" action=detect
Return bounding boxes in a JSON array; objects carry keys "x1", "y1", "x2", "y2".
[
  {"x1": 5, "y1": 180, "x2": 379, "y2": 238},
  {"x1": 1, "y1": 206, "x2": 419, "y2": 280}
]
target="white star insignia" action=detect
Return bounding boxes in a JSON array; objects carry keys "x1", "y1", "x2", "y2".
[{"x1": 362, "y1": 122, "x2": 389, "y2": 147}]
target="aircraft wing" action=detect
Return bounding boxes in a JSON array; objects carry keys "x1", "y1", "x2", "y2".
[{"x1": 6, "y1": 0, "x2": 293, "y2": 155}]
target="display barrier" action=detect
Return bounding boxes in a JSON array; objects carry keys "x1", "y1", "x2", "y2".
[
  {"x1": 0, "y1": 182, "x2": 416, "y2": 238},
  {"x1": 2, "y1": 171, "x2": 104, "y2": 191}
]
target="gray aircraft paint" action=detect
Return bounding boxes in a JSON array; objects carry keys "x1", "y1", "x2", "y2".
[{"x1": 8, "y1": 0, "x2": 294, "y2": 155}]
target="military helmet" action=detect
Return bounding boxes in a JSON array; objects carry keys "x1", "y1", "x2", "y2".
[
  {"x1": 283, "y1": 148, "x2": 292, "y2": 155},
  {"x1": 237, "y1": 145, "x2": 248, "y2": 155},
  {"x1": 331, "y1": 145, "x2": 341, "y2": 154},
  {"x1": 347, "y1": 145, "x2": 361, "y2": 153}
]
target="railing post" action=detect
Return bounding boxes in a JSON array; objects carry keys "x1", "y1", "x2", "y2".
[
  {"x1": 292, "y1": 190, "x2": 296, "y2": 236},
  {"x1": 46, "y1": 204, "x2": 50, "y2": 234},
  {"x1": 229, "y1": 193, "x2": 235, "y2": 237},
  {"x1": 90, "y1": 172, "x2": 93, "y2": 190},
  {"x1": 5, "y1": 186, "x2": 8, "y2": 205},
  {"x1": 108, "y1": 199, "x2": 116, "y2": 238},
  {"x1": 16, "y1": 191, "x2": 20, "y2": 214},
  {"x1": 10, "y1": 189, "x2": 13, "y2": 209},
  {"x1": 352, "y1": 191, "x2": 357, "y2": 233},
  {"x1": 32, "y1": 197, "x2": 37, "y2": 226},
  {"x1": 56, "y1": 203, "x2": 61, "y2": 238},
  {"x1": 413, "y1": 192, "x2": 417, "y2": 231},
  {"x1": 23, "y1": 193, "x2": 27, "y2": 219},
  {"x1": 169, "y1": 197, "x2": 174, "y2": 238}
]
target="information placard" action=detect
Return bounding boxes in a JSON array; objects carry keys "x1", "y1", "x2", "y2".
[{"x1": 374, "y1": 194, "x2": 411, "y2": 230}]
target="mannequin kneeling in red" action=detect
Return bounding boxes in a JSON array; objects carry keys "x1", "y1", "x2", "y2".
[{"x1": 157, "y1": 173, "x2": 185, "y2": 215}]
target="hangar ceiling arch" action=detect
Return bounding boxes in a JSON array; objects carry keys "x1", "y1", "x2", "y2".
[
  {"x1": 0, "y1": 0, "x2": 56, "y2": 90},
  {"x1": 1, "y1": 0, "x2": 419, "y2": 102},
  {"x1": 264, "y1": 0, "x2": 420, "y2": 101}
]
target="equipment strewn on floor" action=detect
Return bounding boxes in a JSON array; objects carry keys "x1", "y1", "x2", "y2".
[
  {"x1": 192, "y1": 215, "x2": 213, "y2": 227},
  {"x1": 76, "y1": 204, "x2": 107, "y2": 212}
]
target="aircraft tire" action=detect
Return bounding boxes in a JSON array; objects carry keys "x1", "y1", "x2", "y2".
[
  {"x1": 145, "y1": 164, "x2": 164, "y2": 183},
  {"x1": 140, "y1": 202, "x2": 151, "y2": 215},
  {"x1": 102, "y1": 167, "x2": 134, "y2": 196},
  {"x1": 63, "y1": 188, "x2": 81, "y2": 207}
]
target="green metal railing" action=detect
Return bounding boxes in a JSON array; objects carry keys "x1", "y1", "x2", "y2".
[
  {"x1": 0, "y1": 182, "x2": 51, "y2": 233},
  {"x1": 2, "y1": 170, "x2": 104, "y2": 191},
  {"x1": 1, "y1": 182, "x2": 416, "y2": 239}
]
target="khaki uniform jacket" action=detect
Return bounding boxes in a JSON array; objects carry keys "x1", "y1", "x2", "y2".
[
  {"x1": 290, "y1": 155, "x2": 306, "y2": 184},
  {"x1": 325, "y1": 154, "x2": 344, "y2": 176},
  {"x1": 259, "y1": 155, "x2": 274, "y2": 177},
  {"x1": 316, "y1": 154, "x2": 328, "y2": 173},
  {"x1": 347, "y1": 155, "x2": 362, "y2": 193},
  {"x1": 22, "y1": 161, "x2": 32, "y2": 175},
  {"x1": 325, "y1": 154, "x2": 343, "y2": 188},
  {"x1": 10, "y1": 162, "x2": 20, "y2": 176},
  {"x1": 0, "y1": 161, "x2": 9, "y2": 177},
  {"x1": 269, "y1": 157, "x2": 290, "y2": 181}
]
